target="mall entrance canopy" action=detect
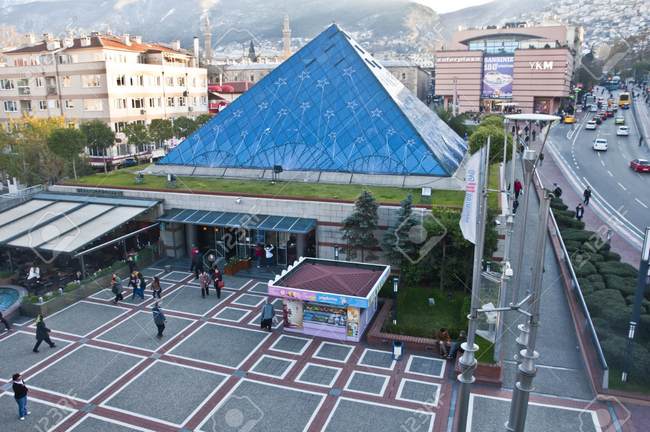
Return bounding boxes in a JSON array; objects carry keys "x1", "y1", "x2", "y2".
[{"x1": 0, "y1": 192, "x2": 160, "y2": 277}]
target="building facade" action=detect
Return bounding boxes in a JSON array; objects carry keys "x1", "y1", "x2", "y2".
[
  {"x1": 0, "y1": 33, "x2": 208, "y2": 166},
  {"x1": 435, "y1": 23, "x2": 581, "y2": 114}
]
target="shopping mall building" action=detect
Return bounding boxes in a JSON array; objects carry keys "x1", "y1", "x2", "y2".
[{"x1": 435, "y1": 23, "x2": 583, "y2": 114}]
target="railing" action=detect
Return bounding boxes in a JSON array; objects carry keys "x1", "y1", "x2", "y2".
[
  {"x1": 0, "y1": 184, "x2": 45, "y2": 212},
  {"x1": 532, "y1": 169, "x2": 609, "y2": 390}
]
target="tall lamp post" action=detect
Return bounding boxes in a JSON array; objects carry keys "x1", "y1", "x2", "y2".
[
  {"x1": 392, "y1": 276, "x2": 399, "y2": 325},
  {"x1": 622, "y1": 226, "x2": 650, "y2": 382}
]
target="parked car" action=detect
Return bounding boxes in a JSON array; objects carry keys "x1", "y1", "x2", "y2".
[
  {"x1": 592, "y1": 116, "x2": 602, "y2": 125},
  {"x1": 630, "y1": 159, "x2": 650, "y2": 172},
  {"x1": 585, "y1": 120, "x2": 597, "y2": 130},
  {"x1": 589, "y1": 105, "x2": 598, "y2": 112},
  {"x1": 615, "y1": 116, "x2": 625, "y2": 125},
  {"x1": 563, "y1": 115, "x2": 577, "y2": 124},
  {"x1": 120, "y1": 158, "x2": 138, "y2": 168},
  {"x1": 592, "y1": 138, "x2": 608, "y2": 151},
  {"x1": 617, "y1": 126, "x2": 629, "y2": 136}
]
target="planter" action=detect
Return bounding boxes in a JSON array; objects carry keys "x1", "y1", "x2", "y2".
[{"x1": 224, "y1": 259, "x2": 251, "y2": 276}]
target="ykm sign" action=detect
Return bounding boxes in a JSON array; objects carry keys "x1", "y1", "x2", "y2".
[{"x1": 529, "y1": 61, "x2": 554, "y2": 70}]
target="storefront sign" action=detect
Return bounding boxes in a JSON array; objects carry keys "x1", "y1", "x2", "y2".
[
  {"x1": 482, "y1": 56, "x2": 514, "y2": 99},
  {"x1": 437, "y1": 56, "x2": 482, "y2": 63},
  {"x1": 529, "y1": 61, "x2": 554, "y2": 70},
  {"x1": 269, "y1": 285, "x2": 369, "y2": 308}
]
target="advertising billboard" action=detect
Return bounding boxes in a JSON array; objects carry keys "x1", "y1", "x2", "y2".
[{"x1": 482, "y1": 56, "x2": 514, "y2": 99}]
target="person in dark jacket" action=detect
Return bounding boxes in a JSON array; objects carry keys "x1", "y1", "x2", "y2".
[
  {"x1": 0, "y1": 310, "x2": 11, "y2": 332},
  {"x1": 111, "y1": 274, "x2": 124, "y2": 304},
  {"x1": 12, "y1": 373, "x2": 30, "y2": 420},
  {"x1": 33, "y1": 314, "x2": 55, "y2": 353},
  {"x1": 152, "y1": 302, "x2": 166, "y2": 338},
  {"x1": 151, "y1": 276, "x2": 162, "y2": 299},
  {"x1": 212, "y1": 267, "x2": 223, "y2": 299},
  {"x1": 552, "y1": 183, "x2": 563, "y2": 198},
  {"x1": 576, "y1": 203, "x2": 585, "y2": 221},
  {"x1": 583, "y1": 186, "x2": 592, "y2": 205},
  {"x1": 512, "y1": 199, "x2": 519, "y2": 214},
  {"x1": 136, "y1": 272, "x2": 146, "y2": 300},
  {"x1": 260, "y1": 299, "x2": 275, "y2": 331}
]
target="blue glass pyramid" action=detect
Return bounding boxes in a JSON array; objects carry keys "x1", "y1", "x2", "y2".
[{"x1": 160, "y1": 24, "x2": 467, "y2": 176}]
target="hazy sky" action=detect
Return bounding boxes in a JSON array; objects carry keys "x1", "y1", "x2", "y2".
[{"x1": 413, "y1": 0, "x2": 494, "y2": 13}]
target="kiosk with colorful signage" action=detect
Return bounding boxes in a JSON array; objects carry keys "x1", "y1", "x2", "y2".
[{"x1": 268, "y1": 257, "x2": 390, "y2": 342}]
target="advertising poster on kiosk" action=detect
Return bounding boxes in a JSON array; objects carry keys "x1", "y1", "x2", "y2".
[
  {"x1": 482, "y1": 56, "x2": 514, "y2": 99},
  {"x1": 303, "y1": 303, "x2": 347, "y2": 328},
  {"x1": 346, "y1": 307, "x2": 360, "y2": 337},
  {"x1": 283, "y1": 299, "x2": 303, "y2": 329}
]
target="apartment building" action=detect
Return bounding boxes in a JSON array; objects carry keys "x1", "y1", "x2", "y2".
[{"x1": 0, "y1": 33, "x2": 208, "y2": 166}]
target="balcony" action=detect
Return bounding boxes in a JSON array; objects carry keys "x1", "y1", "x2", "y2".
[
  {"x1": 46, "y1": 86, "x2": 58, "y2": 96},
  {"x1": 18, "y1": 87, "x2": 31, "y2": 96}
]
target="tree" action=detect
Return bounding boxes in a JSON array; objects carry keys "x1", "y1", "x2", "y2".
[
  {"x1": 195, "y1": 113, "x2": 212, "y2": 127},
  {"x1": 47, "y1": 127, "x2": 86, "y2": 180},
  {"x1": 123, "y1": 123, "x2": 150, "y2": 153},
  {"x1": 148, "y1": 119, "x2": 173, "y2": 146},
  {"x1": 341, "y1": 190, "x2": 379, "y2": 262},
  {"x1": 435, "y1": 107, "x2": 469, "y2": 138},
  {"x1": 80, "y1": 120, "x2": 115, "y2": 173},
  {"x1": 173, "y1": 116, "x2": 197, "y2": 138},
  {"x1": 382, "y1": 194, "x2": 418, "y2": 265},
  {"x1": 468, "y1": 124, "x2": 513, "y2": 163}
]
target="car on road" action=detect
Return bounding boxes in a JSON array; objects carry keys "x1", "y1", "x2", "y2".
[
  {"x1": 615, "y1": 116, "x2": 625, "y2": 124},
  {"x1": 563, "y1": 115, "x2": 576, "y2": 124},
  {"x1": 120, "y1": 158, "x2": 138, "y2": 168},
  {"x1": 605, "y1": 109, "x2": 614, "y2": 118},
  {"x1": 630, "y1": 159, "x2": 650, "y2": 173},
  {"x1": 585, "y1": 120, "x2": 597, "y2": 130},
  {"x1": 616, "y1": 126, "x2": 629, "y2": 136},
  {"x1": 593, "y1": 116, "x2": 602, "y2": 125},
  {"x1": 589, "y1": 105, "x2": 598, "y2": 112},
  {"x1": 592, "y1": 138, "x2": 608, "y2": 151}
]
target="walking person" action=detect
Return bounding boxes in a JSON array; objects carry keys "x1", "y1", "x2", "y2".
[
  {"x1": 552, "y1": 183, "x2": 563, "y2": 198},
  {"x1": 137, "y1": 272, "x2": 146, "y2": 300},
  {"x1": 212, "y1": 267, "x2": 223, "y2": 299},
  {"x1": 32, "y1": 314, "x2": 55, "y2": 353},
  {"x1": 583, "y1": 186, "x2": 592, "y2": 205},
  {"x1": 254, "y1": 244, "x2": 263, "y2": 268},
  {"x1": 0, "y1": 310, "x2": 11, "y2": 332},
  {"x1": 513, "y1": 178, "x2": 522, "y2": 200},
  {"x1": 260, "y1": 299, "x2": 275, "y2": 331},
  {"x1": 151, "y1": 276, "x2": 162, "y2": 299},
  {"x1": 264, "y1": 244, "x2": 274, "y2": 268},
  {"x1": 576, "y1": 203, "x2": 585, "y2": 221},
  {"x1": 12, "y1": 373, "x2": 30, "y2": 420},
  {"x1": 538, "y1": 151, "x2": 544, "y2": 166},
  {"x1": 199, "y1": 269, "x2": 210, "y2": 298},
  {"x1": 152, "y1": 302, "x2": 166, "y2": 338},
  {"x1": 512, "y1": 199, "x2": 519, "y2": 214},
  {"x1": 128, "y1": 271, "x2": 139, "y2": 300},
  {"x1": 111, "y1": 274, "x2": 124, "y2": 304},
  {"x1": 190, "y1": 245, "x2": 201, "y2": 279}
]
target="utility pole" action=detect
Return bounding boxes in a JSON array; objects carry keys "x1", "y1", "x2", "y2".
[
  {"x1": 506, "y1": 190, "x2": 552, "y2": 431},
  {"x1": 621, "y1": 227, "x2": 650, "y2": 382},
  {"x1": 453, "y1": 77, "x2": 459, "y2": 117},
  {"x1": 456, "y1": 140, "x2": 490, "y2": 432}
]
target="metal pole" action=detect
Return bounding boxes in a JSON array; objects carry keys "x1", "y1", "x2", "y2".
[
  {"x1": 503, "y1": 119, "x2": 508, "y2": 190},
  {"x1": 495, "y1": 214, "x2": 514, "y2": 361},
  {"x1": 506, "y1": 190, "x2": 552, "y2": 432},
  {"x1": 79, "y1": 255, "x2": 86, "y2": 280},
  {"x1": 509, "y1": 121, "x2": 518, "y2": 196},
  {"x1": 456, "y1": 140, "x2": 490, "y2": 432},
  {"x1": 621, "y1": 227, "x2": 650, "y2": 382},
  {"x1": 392, "y1": 276, "x2": 399, "y2": 326}
]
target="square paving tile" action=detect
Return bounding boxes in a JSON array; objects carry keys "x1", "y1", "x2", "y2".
[
  {"x1": 140, "y1": 267, "x2": 165, "y2": 278},
  {"x1": 0, "y1": 393, "x2": 75, "y2": 432},
  {"x1": 90, "y1": 289, "x2": 118, "y2": 301},
  {"x1": 123, "y1": 291, "x2": 153, "y2": 305},
  {"x1": 161, "y1": 271, "x2": 192, "y2": 282},
  {"x1": 270, "y1": 335, "x2": 312, "y2": 355},
  {"x1": 223, "y1": 275, "x2": 252, "y2": 290},
  {"x1": 406, "y1": 355, "x2": 445, "y2": 378},
  {"x1": 96, "y1": 310, "x2": 193, "y2": 352},
  {"x1": 247, "y1": 282, "x2": 268, "y2": 294},
  {"x1": 296, "y1": 363, "x2": 342, "y2": 388},
  {"x1": 249, "y1": 354, "x2": 295, "y2": 378},
  {"x1": 169, "y1": 323, "x2": 269, "y2": 368},
  {"x1": 0, "y1": 331, "x2": 70, "y2": 380},
  {"x1": 357, "y1": 348, "x2": 396, "y2": 370},
  {"x1": 231, "y1": 293, "x2": 266, "y2": 308},
  {"x1": 42, "y1": 301, "x2": 129, "y2": 337},
  {"x1": 68, "y1": 415, "x2": 155, "y2": 432},
  {"x1": 198, "y1": 380, "x2": 324, "y2": 432},
  {"x1": 324, "y1": 398, "x2": 435, "y2": 432},
  {"x1": 313, "y1": 342, "x2": 354, "y2": 363},
  {"x1": 397, "y1": 378, "x2": 441, "y2": 406},
  {"x1": 213, "y1": 307, "x2": 249, "y2": 322},
  {"x1": 247, "y1": 312, "x2": 282, "y2": 329},
  {"x1": 103, "y1": 360, "x2": 227, "y2": 427},
  {"x1": 157, "y1": 285, "x2": 233, "y2": 316},
  {"x1": 344, "y1": 371, "x2": 389, "y2": 396},
  {"x1": 27, "y1": 345, "x2": 144, "y2": 401},
  {"x1": 468, "y1": 394, "x2": 599, "y2": 432}
]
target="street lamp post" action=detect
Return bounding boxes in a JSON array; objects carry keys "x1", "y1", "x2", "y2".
[
  {"x1": 334, "y1": 246, "x2": 339, "y2": 261},
  {"x1": 392, "y1": 276, "x2": 399, "y2": 326}
]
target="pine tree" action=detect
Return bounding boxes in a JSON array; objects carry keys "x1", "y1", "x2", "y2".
[
  {"x1": 382, "y1": 194, "x2": 418, "y2": 265},
  {"x1": 341, "y1": 190, "x2": 379, "y2": 262}
]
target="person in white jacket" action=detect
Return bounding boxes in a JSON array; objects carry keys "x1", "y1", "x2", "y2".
[{"x1": 264, "y1": 244, "x2": 274, "y2": 268}]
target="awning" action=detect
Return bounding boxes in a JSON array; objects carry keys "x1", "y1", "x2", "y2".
[
  {"x1": 0, "y1": 192, "x2": 159, "y2": 254},
  {"x1": 158, "y1": 208, "x2": 317, "y2": 234}
]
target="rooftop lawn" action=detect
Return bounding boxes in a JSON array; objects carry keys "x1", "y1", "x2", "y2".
[{"x1": 65, "y1": 162, "x2": 501, "y2": 209}]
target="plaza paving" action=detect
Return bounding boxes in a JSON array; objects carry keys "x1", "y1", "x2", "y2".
[{"x1": 0, "y1": 265, "x2": 606, "y2": 431}]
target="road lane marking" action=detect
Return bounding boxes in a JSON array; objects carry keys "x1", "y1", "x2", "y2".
[
  {"x1": 618, "y1": 182, "x2": 627, "y2": 191},
  {"x1": 600, "y1": 159, "x2": 605, "y2": 167},
  {"x1": 635, "y1": 198, "x2": 648, "y2": 208},
  {"x1": 607, "y1": 170, "x2": 614, "y2": 177}
]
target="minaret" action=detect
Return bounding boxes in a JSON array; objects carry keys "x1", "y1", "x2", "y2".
[
  {"x1": 282, "y1": 15, "x2": 291, "y2": 59},
  {"x1": 202, "y1": 14, "x2": 212, "y2": 63}
]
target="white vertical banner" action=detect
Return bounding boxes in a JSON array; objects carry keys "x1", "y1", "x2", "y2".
[{"x1": 460, "y1": 149, "x2": 483, "y2": 244}]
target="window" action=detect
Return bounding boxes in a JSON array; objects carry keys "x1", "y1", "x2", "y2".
[
  {"x1": 250, "y1": 74, "x2": 255, "y2": 82},
  {"x1": 193, "y1": 96, "x2": 197, "y2": 106},
  {"x1": 137, "y1": 75, "x2": 144, "y2": 86},
  {"x1": 200, "y1": 96, "x2": 207, "y2": 105},
  {"x1": 83, "y1": 99, "x2": 103, "y2": 111},
  {"x1": 16, "y1": 78, "x2": 30, "y2": 95},
  {"x1": 177, "y1": 76, "x2": 185, "y2": 86},
  {"x1": 131, "y1": 98, "x2": 144, "y2": 109},
  {"x1": 48, "y1": 100, "x2": 59, "y2": 110},
  {"x1": 0, "y1": 79, "x2": 14, "y2": 90},
  {"x1": 166, "y1": 77, "x2": 174, "y2": 87},
  {"x1": 114, "y1": 122, "x2": 126, "y2": 132},
  {"x1": 149, "y1": 97, "x2": 155, "y2": 108},
  {"x1": 34, "y1": 77, "x2": 44, "y2": 88},
  {"x1": 167, "y1": 97, "x2": 175, "y2": 107},
  {"x1": 19, "y1": 100, "x2": 31, "y2": 112},
  {"x1": 38, "y1": 100, "x2": 47, "y2": 111},
  {"x1": 178, "y1": 96, "x2": 186, "y2": 107},
  {"x1": 157, "y1": 98, "x2": 162, "y2": 107},
  {"x1": 64, "y1": 99, "x2": 75, "y2": 109},
  {"x1": 4, "y1": 101, "x2": 17, "y2": 112},
  {"x1": 82, "y1": 74, "x2": 101, "y2": 88},
  {"x1": 401, "y1": 73, "x2": 406, "y2": 80},
  {"x1": 62, "y1": 76, "x2": 72, "y2": 88},
  {"x1": 192, "y1": 77, "x2": 197, "y2": 87},
  {"x1": 156, "y1": 76, "x2": 161, "y2": 86},
  {"x1": 116, "y1": 75, "x2": 126, "y2": 86},
  {"x1": 114, "y1": 98, "x2": 127, "y2": 109},
  {"x1": 57, "y1": 54, "x2": 73, "y2": 64}
]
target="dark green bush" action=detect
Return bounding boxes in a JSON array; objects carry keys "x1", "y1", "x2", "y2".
[
  {"x1": 587, "y1": 274, "x2": 605, "y2": 284},
  {"x1": 561, "y1": 229, "x2": 597, "y2": 243},
  {"x1": 602, "y1": 250, "x2": 621, "y2": 261},
  {"x1": 574, "y1": 260, "x2": 597, "y2": 277},
  {"x1": 596, "y1": 261, "x2": 638, "y2": 278},
  {"x1": 555, "y1": 214, "x2": 585, "y2": 229},
  {"x1": 554, "y1": 209, "x2": 576, "y2": 219},
  {"x1": 551, "y1": 198, "x2": 568, "y2": 211},
  {"x1": 564, "y1": 240, "x2": 583, "y2": 252},
  {"x1": 625, "y1": 295, "x2": 650, "y2": 312},
  {"x1": 604, "y1": 274, "x2": 637, "y2": 296},
  {"x1": 600, "y1": 333, "x2": 628, "y2": 369},
  {"x1": 585, "y1": 289, "x2": 626, "y2": 316},
  {"x1": 639, "y1": 315, "x2": 650, "y2": 342}
]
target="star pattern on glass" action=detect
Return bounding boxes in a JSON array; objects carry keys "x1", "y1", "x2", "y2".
[
  {"x1": 316, "y1": 78, "x2": 330, "y2": 89},
  {"x1": 300, "y1": 102, "x2": 311, "y2": 112},
  {"x1": 343, "y1": 67, "x2": 355, "y2": 78},
  {"x1": 263, "y1": 127, "x2": 272, "y2": 135},
  {"x1": 232, "y1": 109, "x2": 243, "y2": 118},
  {"x1": 274, "y1": 78, "x2": 287, "y2": 87},
  {"x1": 240, "y1": 130, "x2": 248, "y2": 138},
  {"x1": 354, "y1": 136, "x2": 366, "y2": 144},
  {"x1": 298, "y1": 71, "x2": 310, "y2": 81},
  {"x1": 386, "y1": 127, "x2": 396, "y2": 136},
  {"x1": 212, "y1": 124, "x2": 223, "y2": 133},
  {"x1": 277, "y1": 108, "x2": 289, "y2": 117},
  {"x1": 370, "y1": 108, "x2": 383, "y2": 118},
  {"x1": 328, "y1": 132, "x2": 337, "y2": 140},
  {"x1": 257, "y1": 102, "x2": 269, "y2": 110},
  {"x1": 346, "y1": 100, "x2": 359, "y2": 110},
  {"x1": 405, "y1": 139, "x2": 415, "y2": 146},
  {"x1": 324, "y1": 109, "x2": 335, "y2": 120}
]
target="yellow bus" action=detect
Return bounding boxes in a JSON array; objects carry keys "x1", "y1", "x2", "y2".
[{"x1": 619, "y1": 92, "x2": 631, "y2": 109}]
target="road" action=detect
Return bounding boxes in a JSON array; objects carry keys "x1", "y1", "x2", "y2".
[{"x1": 547, "y1": 89, "x2": 650, "y2": 248}]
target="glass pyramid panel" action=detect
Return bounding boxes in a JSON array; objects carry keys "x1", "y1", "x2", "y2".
[{"x1": 160, "y1": 24, "x2": 467, "y2": 176}]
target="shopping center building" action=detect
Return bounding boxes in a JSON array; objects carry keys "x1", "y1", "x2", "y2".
[{"x1": 435, "y1": 23, "x2": 583, "y2": 114}]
